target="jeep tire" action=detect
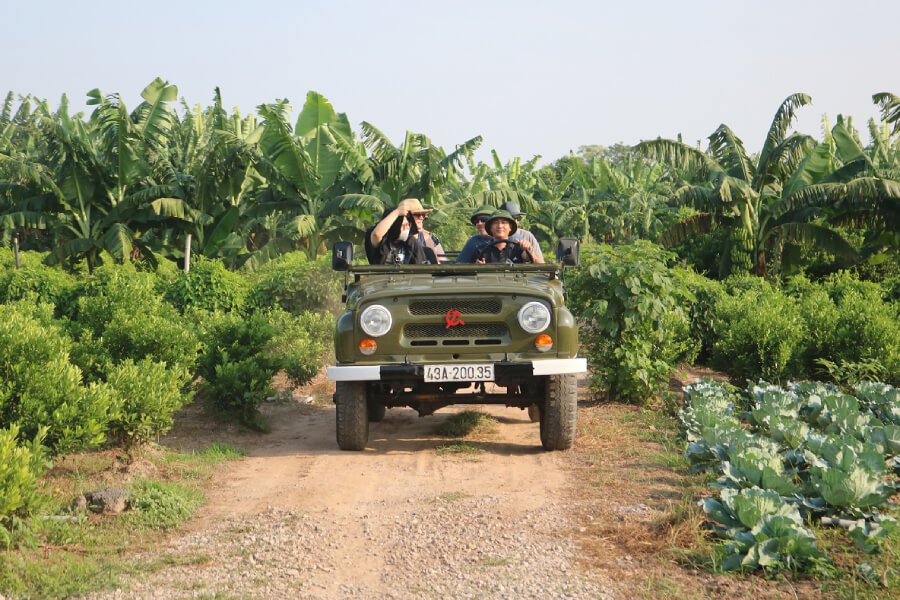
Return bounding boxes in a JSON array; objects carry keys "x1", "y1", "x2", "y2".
[
  {"x1": 540, "y1": 374, "x2": 577, "y2": 450},
  {"x1": 527, "y1": 403, "x2": 541, "y2": 423},
  {"x1": 335, "y1": 382, "x2": 369, "y2": 451}
]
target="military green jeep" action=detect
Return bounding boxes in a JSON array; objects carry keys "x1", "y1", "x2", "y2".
[{"x1": 326, "y1": 239, "x2": 586, "y2": 451}]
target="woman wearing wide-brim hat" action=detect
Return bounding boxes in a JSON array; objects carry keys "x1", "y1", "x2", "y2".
[
  {"x1": 474, "y1": 210, "x2": 543, "y2": 264},
  {"x1": 365, "y1": 198, "x2": 430, "y2": 264}
]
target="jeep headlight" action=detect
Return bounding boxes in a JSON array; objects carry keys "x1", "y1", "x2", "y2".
[
  {"x1": 517, "y1": 302, "x2": 551, "y2": 334},
  {"x1": 360, "y1": 304, "x2": 392, "y2": 337}
]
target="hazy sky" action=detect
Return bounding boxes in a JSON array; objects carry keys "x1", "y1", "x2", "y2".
[{"x1": 5, "y1": 0, "x2": 898, "y2": 164}]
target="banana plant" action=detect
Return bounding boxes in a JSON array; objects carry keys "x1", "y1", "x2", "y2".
[
  {"x1": 638, "y1": 94, "x2": 858, "y2": 277},
  {"x1": 248, "y1": 92, "x2": 366, "y2": 260},
  {"x1": 28, "y1": 78, "x2": 181, "y2": 272}
]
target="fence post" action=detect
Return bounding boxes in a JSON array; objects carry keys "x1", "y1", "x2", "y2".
[
  {"x1": 13, "y1": 235, "x2": 20, "y2": 269},
  {"x1": 184, "y1": 233, "x2": 192, "y2": 274}
]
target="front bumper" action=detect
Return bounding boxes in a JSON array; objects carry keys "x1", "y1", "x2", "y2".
[{"x1": 326, "y1": 358, "x2": 587, "y2": 382}]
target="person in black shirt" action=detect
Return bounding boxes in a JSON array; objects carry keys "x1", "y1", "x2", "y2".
[
  {"x1": 364, "y1": 198, "x2": 430, "y2": 264},
  {"x1": 474, "y1": 210, "x2": 543, "y2": 264}
]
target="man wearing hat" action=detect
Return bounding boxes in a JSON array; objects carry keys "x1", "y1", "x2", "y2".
[
  {"x1": 499, "y1": 200, "x2": 544, "y2": 262},
  {"x1": 365, "y1": 198, "x2": 429, "y2": 264},
  {"x1": 455, "y1": 205, "x2": 495, "y2": 263},
  {"x1": 474, "y1": 210, "x2": 543, "y2": 264}
]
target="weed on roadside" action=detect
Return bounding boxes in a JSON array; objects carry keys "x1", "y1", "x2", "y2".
[
  {"x1": 435, "y1": 411, "x2": 497, "y2": 437},
  {"x1": 434, "y1": 491, "x2": 470, "y2": 503},
  {"x1": 0, "y1": 444, "x2": 241, "y2": 599},
  {"x1": 480, "y1": 555, "x2": 511, "y2": 567},
  {"x1": 435, "y1": 442, "x2": 484, "y2": 456}
]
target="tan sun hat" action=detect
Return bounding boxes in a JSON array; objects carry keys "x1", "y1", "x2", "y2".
[{"x1": 397, "y1": 198, "x2": 432, "y2": 214}]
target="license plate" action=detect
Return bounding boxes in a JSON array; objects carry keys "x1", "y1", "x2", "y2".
[{"x1": 423, "y1": 364, "x2": 494, "y2": 382}]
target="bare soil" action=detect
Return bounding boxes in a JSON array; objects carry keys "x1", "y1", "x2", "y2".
[{"x1": 83, "y1": 368, "x2": 826, "y2": 599}]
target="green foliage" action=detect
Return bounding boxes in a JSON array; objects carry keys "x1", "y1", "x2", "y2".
[
  {"x1": 568, "y1": 241, "x2": 694, "y2": 402},
  {"x1": 0, "y1": 425, "x2": 51, "y2": 548},
  {"x1": 264, "y1": 308, "x2": 333, "y2": 387},
  {"x1": 819, "y1": 280, "x2": 900, "y2": 386},
  {"x1": 105, "y1": 360, "x2": 192, "y2": 448},
  {"x1": 246, "y1": 252, "x2": 343, "y2": 315},
  {"x1": 435, "y1": 411, "x2": 498, "y2": 437},
  {"x1": 0, "y1": 248, "x2": 47, "y2": 271},
  {"x1": 683, "y1": 379, "x2": 900, "y2": 573},
  {"x1": 70, "y1": 263, "x2": 164, "y2": 329},
  {"x1": 702, "y1": 487, "x2": 820, "y2": 572},
  {"x1": 710, "y1": 285, "x2": 806, "y2": 383},
  {"x1": 0, "y1": 262, "x2": 80, "y2": 315},
  {"x1": 197, "y1": 312, "x2": 281, "y2": 426},
  {"x1": 815, "y1": 358, "x2": 888, "y2": 388},
  {"x1": 165, "y1": 258, "x2": 248, "y2": 314},
  {"x1": 126, "y1": 480, "x2": 201, "y2": 530},
  {"x1": 0, "y1": 301, "x2": 117, "y2": 453},
  {"x1": 68, "y1": 263, "x2": 200, "y2": 379},
  {"x1": 100, "y1": 311, "x2": 200, "y2": 376}
]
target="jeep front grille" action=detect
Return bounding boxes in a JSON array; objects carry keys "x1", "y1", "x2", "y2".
[
  {"x1": 404, "y1": 323, "x2": 508, "y2": 339},
  {"x1": 408, "y1": 299, "x2": 501, "y2": 315}
]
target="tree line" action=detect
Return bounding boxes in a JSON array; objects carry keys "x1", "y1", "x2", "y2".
[{"x1": 1, "y1": 79, "x2": 898, "y2": 280}]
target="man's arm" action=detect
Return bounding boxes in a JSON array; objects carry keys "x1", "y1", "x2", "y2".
[
  {"x1": 512, "y1": 230, "x2": 544, "y2": 262},
  {"x1": 455, "y1": 235, "x2": 486, "y2": 263}
]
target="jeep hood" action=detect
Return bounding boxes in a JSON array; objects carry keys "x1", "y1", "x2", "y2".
[{"x1": 347, "y1": 271, "x2": 565, "y2": 307}]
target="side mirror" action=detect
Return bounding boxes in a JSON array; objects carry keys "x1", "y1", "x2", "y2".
[
  {"x1": 556, "y1": 238, "x2": 580, "y2": 267},
  {"x1": 332, "y1": 241, "x2": 354, "y2": 271}
]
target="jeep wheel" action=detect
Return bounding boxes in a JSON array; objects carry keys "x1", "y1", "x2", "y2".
[
  {"x1": 335, "y1": 382, "x2": 369, "y2": 450},
  {"x1": 527, "y1": 403, "x2": 541, "y2": 423},
  {"x1": 367, "y1": 401, "x2": 386, "y2": 422},
  {"x1": 540, "y1": 374, "x2": 577, "y2": 450}
]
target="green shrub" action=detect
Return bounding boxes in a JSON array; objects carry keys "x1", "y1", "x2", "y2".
[
  {"x1": 71, "y1": 263, "x2": 166, "y2": 333},
  {"x1": 0, "y1": 248, "x2": 47, "y2": 271},
  {"x1": 568, "y1": 241, "x2": 692, "y2": 403},
  {"x1": 166, "y1": 258, "x2": 248, "y2": 314},
  {"x1": 825, "y1": 288, "x2": 900, "y2": 385},
  {"x1": 710, "y1": 286, "x2": 806, "y2": 383},
  {"x1": 246, "y1": 252, "x2": 342, "y2": 315},
  {"x1": 100, "y1": 310, "x2": 200, "y2": 375},
  {"x1": 0, "y1": 263, "x2": 80, "y2": 316},
  {"x1": 14, "y1": 362, "x2": 117, "y2": 454},
  {"x1": 145, "y1": 257, "x2": 182, "y2": 294},
  {"x1": 264, "y1": 309, "x2": 333, "y2": 387},
  {"x1": 0, "y1": 302, "x2": 117, "y2": 453},
  {"x1": 106, "y1": 360, "x2": 192, "y2": 448},
  {"x1": 0, "y1": 425, "x2": 51, "y2": 548},
  {"x1": 795, "y1": 286, "x2": 840, "y2": 374},
  {"x1": 197, "y1": 312, "x2": 281, "y2": 426},
  {"x1": 68, "y1": 264, "x2": 200, "y2": 379},
  {"x1": 671, "y1": 267, "x2": 721, "y2": 364}
]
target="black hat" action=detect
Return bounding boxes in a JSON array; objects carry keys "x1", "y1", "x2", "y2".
[
  {"x1": 469, "y1": 205, "x2": 495, "y2": 225},
  {"x1": 499, "y1": 200, "x2": 525, "y2": 217}
]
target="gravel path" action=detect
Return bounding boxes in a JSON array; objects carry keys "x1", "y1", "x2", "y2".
[
  {"x1": 88, "y1": 495, "x2": 612, "y2": 600},
  {"x1": 79, "y1": 398, "x2": 616, "y2": 600}
]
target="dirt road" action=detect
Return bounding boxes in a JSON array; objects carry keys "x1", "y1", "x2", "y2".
[{"x1": 87, "y1": 383, "x2": 615, "y2": 600}]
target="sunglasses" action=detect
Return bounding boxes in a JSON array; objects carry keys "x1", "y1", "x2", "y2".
[
  {"x1": 412, "y1": 212, "x2": 428, "y2": 219},
  {"x1": 475, "y1": 216, "x2": 489, "y2": 223}
]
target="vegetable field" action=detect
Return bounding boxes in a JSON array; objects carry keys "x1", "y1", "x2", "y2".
[{"x1": 682, "y1": 379, "x2": 900, "y2": 577}]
